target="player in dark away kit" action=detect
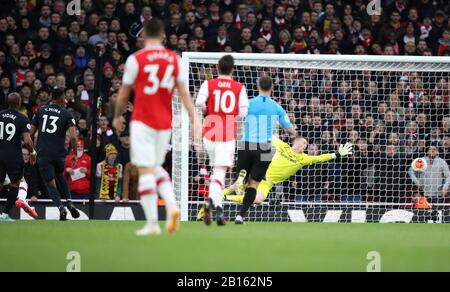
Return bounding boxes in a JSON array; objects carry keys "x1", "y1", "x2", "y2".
[
  {"x1": 31, "y1": 89, "x2": 80, "y2": 221},
  {"x1": 0, "y1": 93, "x2": 36, "y2": 221}
]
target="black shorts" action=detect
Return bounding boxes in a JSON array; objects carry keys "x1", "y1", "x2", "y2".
[
  {"x1": 0, "y1": 156, "x2": 24, "y2": 183},
  {"x1": 38, "y1": 156, "x2": 66, "y2": 182},
  {"x1": 236, "y1": 142, "x2": 274, "y2": 182}
]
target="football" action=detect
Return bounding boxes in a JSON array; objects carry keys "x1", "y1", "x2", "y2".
[{"x1": 412, "y1": 158, "x2": 428, "y2": 173}]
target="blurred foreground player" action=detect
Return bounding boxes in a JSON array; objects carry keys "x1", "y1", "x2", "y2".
[
  {"x1": 114, "y1": 18, "x2": 201, "y2": 236},
  {"x1": 195, "y1": 55, "x2": 249, "y2": 226}
]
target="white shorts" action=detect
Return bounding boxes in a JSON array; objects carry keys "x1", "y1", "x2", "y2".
[
  {"x1": 203, "y1": 138, "x2": 235, "y2": 168},
  {"x1": 130, "y1": 121, "x2": 172, "y2": 168}
]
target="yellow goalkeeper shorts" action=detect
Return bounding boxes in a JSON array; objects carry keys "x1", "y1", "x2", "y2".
[{"x1": 257, "y1": 179, "x2": 273, "y2": 199}]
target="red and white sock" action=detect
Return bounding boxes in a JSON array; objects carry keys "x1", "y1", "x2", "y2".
[
  {"x1": 17, "y1": 179, "x2": 29, "y2": 206},
  {"x1": 139, "y1": 174, "x2": 158, "y2": 225},
  {"x1": 209, "y1": 170, "x2": 225, "y2": 208},
  {"x1": 155, "y1": 167, "x2": 177, "y2": 210}
]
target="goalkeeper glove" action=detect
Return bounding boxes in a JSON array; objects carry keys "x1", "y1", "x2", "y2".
[{"x1": 335, "y1": 142, "x2": 353, "y2": 158}]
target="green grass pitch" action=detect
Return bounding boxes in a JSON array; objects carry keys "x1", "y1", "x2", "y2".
[{"x1": 0, "y1": 221, "x2": 449, "y2": 272}]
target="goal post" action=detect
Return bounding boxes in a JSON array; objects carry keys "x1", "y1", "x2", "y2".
[{"x1": 173, "y1": 53, "x2": 450, "y2": 223}]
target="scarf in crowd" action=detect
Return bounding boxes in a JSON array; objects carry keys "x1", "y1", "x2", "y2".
[
  {"x1": 217, "y1": 37, "x2": 227, "y2": 48},
  {"x1": 97, "y1": 127, "x2": 114, "y2": 137},
  {"x1": 290, "y1": 39, "x2": 308, "y2": 53},
  {"x1": 235, "y1": 14, "x2": 242, "y2": 29},
  {"x1": 259, "y1": 28, "x2": 273, "y2": 42},
  {"x1": 279, "y1": 41, "x2": 287, "y2": 53},
  {"x1": 99, "y1": 161, "x2": 121, "y2": 199},
  {"x1": 274, "y1": 17, "x2": 285, "y2": 29},
  {"x1": 395, "y1": 0, "x2": 407, "y2": 13},
  {"x1": 198, "y1": 39, "x2": 206, "y2": 50},
  {"x1": 420, "y1": 24, "x2": 432, "y2": 40},
  {"x1": 301, "y1": 25, "x2": 312, "y2": 37},
  {"x1": 360, "y1": 35, "x2": 374, "y2": 48}
]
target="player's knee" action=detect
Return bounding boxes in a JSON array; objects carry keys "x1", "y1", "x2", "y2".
[{"x1": 254, "y1": 195, "x2": 265, "y2": 205}]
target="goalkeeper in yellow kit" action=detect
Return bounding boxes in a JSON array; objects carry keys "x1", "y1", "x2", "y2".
[{"x1": 225, "y1": 136, "x2": 353, "y2": 223}]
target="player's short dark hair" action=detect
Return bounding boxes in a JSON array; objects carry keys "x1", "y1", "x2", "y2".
[
  {"x1": 51, "y1": 88, "x2": 65, "y2": 101},
  {"x1": 7, "y1": 92, "x2": 21, "y2": 109},
  {"x1": 217, "y1": 55, "x2": 234, "y2": 75},
  {"x1": 144, "y1": 18, "x2": 164, "y2": 38},
  {"x1": 258, "y1": 75, "x2": 273, "y2": 91}
]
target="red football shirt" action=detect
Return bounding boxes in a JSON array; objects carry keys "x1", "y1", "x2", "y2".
[
  {"x1": 196, "y1": 77, "x2": 248, "y2": 142},
  {"x1": 122, "y1": 45, "x2": 182, "y2": 130}
]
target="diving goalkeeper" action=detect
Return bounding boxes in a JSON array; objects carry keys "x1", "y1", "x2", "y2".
[{"x1": 230, "y1": 136, "x2": 353, "y2": 223}]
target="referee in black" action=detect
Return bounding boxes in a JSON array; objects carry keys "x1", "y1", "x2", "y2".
[{"x1": 235, "y1": 75, "x2": 296, "y2": 224}]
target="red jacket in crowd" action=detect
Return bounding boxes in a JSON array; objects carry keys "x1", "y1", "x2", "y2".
[{"x1": 65, "y1": 151, "x2": 92, "y2": 195}]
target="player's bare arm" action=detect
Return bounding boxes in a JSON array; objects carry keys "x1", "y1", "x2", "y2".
[
  {"x1": 285, "y1": 125, "x2": 297, "y2": 137},
  {"x1": 30, "y1": 124, "x2": 37, "y2": 141},
  {"x1": 22, "y1": 132, "x2": 36, "y2": 165}
]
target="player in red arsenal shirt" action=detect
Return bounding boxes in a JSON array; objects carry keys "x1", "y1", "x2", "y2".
[
  {"x1": 113, "y1": 18, "x2": 201, "y2": 236},
  {"x1": 195, "y1": 55, "x2": 249, "y2": 226}
]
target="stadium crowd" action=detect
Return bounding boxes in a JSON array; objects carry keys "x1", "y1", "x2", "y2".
[{"x1": 1, "y1": 0, "x2": 450, "y2": 203}]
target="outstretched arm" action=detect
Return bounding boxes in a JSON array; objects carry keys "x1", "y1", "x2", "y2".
[
  {"x1": 304, "y1": 153, "x2": 335, "y2": 165},
  {"x1": 304, "y1": 142, "x2": 353, "y2": 166},
  {"x1": 22, "y1": 132, "x2": 37, "y2": 165}
]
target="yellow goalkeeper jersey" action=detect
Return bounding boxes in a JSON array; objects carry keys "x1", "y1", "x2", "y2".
[{"x1": 265, "y1": 137, "x2": 334, "y2": 184}]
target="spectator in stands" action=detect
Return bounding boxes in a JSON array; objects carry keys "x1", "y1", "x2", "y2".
[
  {"x1": 437, "y1": 27, "x2": 450, "y2": 56},
  {"x1": 117, "y1": 131, "x2": 130, "y2": 167},
  {"x1": 409, "y1": 143, "x2": 450, "y2": 203},
  {"x1": 89, "y1": 18, "x2": 109, "y2": 46},
  {"x1": 122, "y1": 162, "x2": 139, "y2": 202},
  {"x1": 96, "y1": 144, "x2": 123, "y2": 201},
  {"x1": 0, "y1": 75, "x2": 12, "y2": 110},
  {"x1": 65, "y1": 139, "x2": 91, "y2": 199},
  {"x1": 375, "y1": 144, "x2": 409, "y2": 202},
  {"x1": 303, "y1": 144, "x2": 328, "y2": 202},
  {"x1": 340, "y1": 144, "x2": 369, "y2": 202},
  {"x1": 440, "y1": 135, "x2": 450, "y2": 163},
  {"x1": 97, "y1": 115, "x2": 117, "y2": 161}
]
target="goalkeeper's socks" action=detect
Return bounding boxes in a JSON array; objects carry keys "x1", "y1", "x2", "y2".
[
  {"x1": 48, "y1": 186, "x2": 63, "y2": 209},
  {"x1": 139, "y1": 174, "x2": 158, "y2": 225},
  {"x1": 56, "y1": 174, "x2": 72, "y2": 200},
  {"x1": 155, "y1": 167, "x2": 176, "y2": 209},
  {"x1": 3, "y1": 186, "x2": 19, "y2": 215},
  {"x1": 240, "y1": 187, "x2": 256, "y2": 217}
]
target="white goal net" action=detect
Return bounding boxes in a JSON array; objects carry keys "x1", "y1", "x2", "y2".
[{"x1": 173, "y1": 53, "x2": 450, "y2": 224}]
